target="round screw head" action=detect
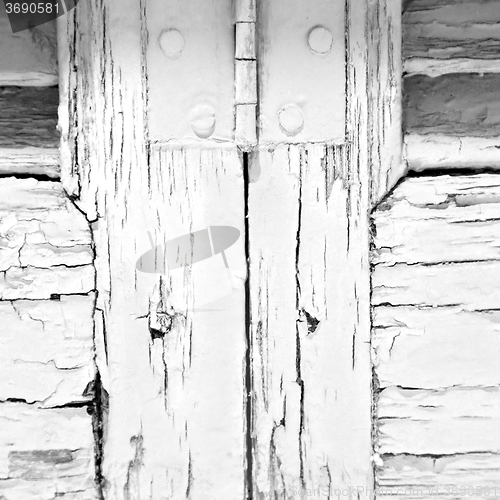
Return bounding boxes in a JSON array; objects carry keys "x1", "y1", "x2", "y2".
[
  {"x1": 278, "y1": 105, "x2": 304, "y2": 137},
  {"x1": 190, "y1": 105, "x2": 216, "y2": 139},
  {"x1": 159, "y1": 29, "x2": 185, "y2": 58},
  {"x1": 308, "y1": 26, "x2": 333, "y2": 55}
]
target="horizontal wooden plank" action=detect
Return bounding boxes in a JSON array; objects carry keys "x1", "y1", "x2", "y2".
[
  {"x1": 0, "y1": 178, "x2": 94, "y2": 299},
  {"x1": 403, "y1": 0, "x2": 500, "y2": 63},
  {"x1": 373, "y1": 307, "x2": 500, "y2": 390},
  {"x1": 404, "y1": 74, "x2": 500, "y2": 138},
  {"x1": 0, "y1": 87, "x2": 59, "y2": 148},
  {"x1": 404, "y1": 58, "x2": 500, "y2": 78},
  {"x1": 0, "y1": 294, "x2": 95, "y2": 406},
  {"x1": 377, "y1": 453, "x2": 500, "y2": 499},
  {"x1": 0, "y1": 148, "x2": 60, "y2": 179},
  {"x1": 372, "y1": 260, "x2": 500, "y2": 309},
  {"x1": 378, "y1": 386, "x2": 500, "y2": 456},
  {"x1": 405, "y1": 134, "x2": 500, "y2": 170},
  {"x1": 0, "y1": 403, "x2": 97, "y2": 499},
  {"x1": 0, "y1": 10, "x2": 58, "y2": 86},
  {"x1": 373, "y1": 175, "x2": 500, "y2": 266}
]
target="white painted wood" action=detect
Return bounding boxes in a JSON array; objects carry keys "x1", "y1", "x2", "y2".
[
  {"x1": 373, "y1": 174, "x2": 500, "y2": 266},
  {"x1": 373, "y1": 307, "x2": 500, "y2": 389},
  {"x1": 367, "y1": 0, "x2": 404, "y2": 206},
  {"x1": 372, "y1": 174, "x2": 500, "y2": 495},
  {"x1": 59, "y1": 2, "x2": 247, "y2": 496},
  {"x1": 373, "y1": 260, "x2": 500, "y2": 309},
  {"x1": 55, "y1": 0, "x2": 409, "y2": 496},
  {"x1": 0, "y1": 403, "x2": 97, "y2": 499},
  {"x1": 257, "y1": 0, "x2": 346, "y2": 143},
  {"x1": 0, "y1": 10, "x2": 58, "y2": 86},
  {"x1": 249, "y1": 143, "x2": 372, "y2": 496},
  {"x1": 246, "y1": 0, "x2": 403, "y2": 495},
  {"x1": 378, "y1": 386, "x2": 500, "y2": 456},
  {"x1": 405, "y1": 134, "x2": 500, "y2": 170},
  {"x1": 404, "y1": 58, "x2": 500, "y2": 77},
  {"x1": 0, "y1": 148, "x2": 60, "y2": 179},
  {"x1": 378, "y1": 454, "x2": 500, "y2": 499},
  {"x1": 0, "y1": 295, "x2": 95, "y2": 407},
  {"x1": 0, "y1": 178, "x2": 94, "y2": 300}
]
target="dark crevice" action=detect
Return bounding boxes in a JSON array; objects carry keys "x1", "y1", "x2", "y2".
[
  {"x1": 295, "y1": 148, "x2": 305, "y2": 490},
  {"x1": 91, "y1": 372, "x2": 108, "y2": 499},
  {"x1": 0, "y1": 172, "x2": 59, "y2": 182},
  {"x1": 50, "y1": 400, "x2": 93, "y2": 410},
  {"x1": 407, "y1": 166, "x2": 500, "y2": 178},
  {"x1": 243, "y1": 151, "x2": 254, "y2": 500},
  {"x1": 380, "y1": 451, "x2": 500, "y2": 460}
]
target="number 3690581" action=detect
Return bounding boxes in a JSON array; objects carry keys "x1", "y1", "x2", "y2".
[{"x1": 5, "y1": 2, "x2": 59, "y2": 14}]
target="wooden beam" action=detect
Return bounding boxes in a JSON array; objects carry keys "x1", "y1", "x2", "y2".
[
  {"x1": 367, "y1": 0, "x2": 404, "y2": 206},
  {"x1": 247, "y1": 0, "x2": 402, "y2": 495},
  {"x1": 59, "y1": 2, "x2": 247, "y2": 497},
  {"x1": 248, "y1": 143, "x2": 373, "y2": 496}
]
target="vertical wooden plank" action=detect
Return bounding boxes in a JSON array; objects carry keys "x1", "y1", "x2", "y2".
[
  {"x1": 249, "y1": 143, "x2": 373, "y2": 496},
  {"x1": 248, "y1": 0, "x2": 401, "y2": 495},
  {"x1": 367, "y1": 0, "x2": 404, "y2": 206},
  {"x1": 59, "y1": 1, "x2": 247, "y2": 498}
]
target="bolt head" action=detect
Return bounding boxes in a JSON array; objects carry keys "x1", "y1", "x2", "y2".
[
  {"x1": 278, "y1": 105, "x2": 304, "y2": 137},
  {"x1": 159, "y1": 29, "x2": 185, "y2": 58},
  {"x1": 308, "y1": 26, "x2": 333, "y2": 55}
]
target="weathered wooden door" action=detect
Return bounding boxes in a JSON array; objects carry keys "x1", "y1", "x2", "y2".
[{"x1": 55, "y1": 0, "x2": 401, "y2": 498}]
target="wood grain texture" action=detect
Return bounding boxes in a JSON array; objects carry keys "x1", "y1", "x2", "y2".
[
  {"x1": 59, "y1": 2, "x2": 247, "y2": 497},
  {"x1": 0, "y1": 178, "x2": 94, "y2": 300},
  {"x1": 403, "y1": 0, "x2": 500, "y2": 76},
  {"x1": 378, "y1": 386, "x2": 500, "y2": 455},
  {"x1": 404, "y1": 74, "x2": 500, "y2": 138},
  {"x1": 378, "y1": 453, "x2": 500, "y2": 499},
  {"x1": 245, "y1": 0, "x2": 403, "y2": 494},
  {"x1": 0, "y1": 403, "x2": 97, "y2": 499},
  {"x1": 405, "y1": 134, "x2": 500, "y2": 170},
  {"x1": 0, "y1": 147, "x2": 60, "y2": 178},
  {"x1": 373, "y1": 174, "x2": 500, "y2": 266},
  {"x1": 373, "y1": 307, "x2": 500, "y2": 389},
  {"x1": 57, "y1": 0, "x2": 404, "y2": 496},
  {"x1": 248, "y1": 144, "x2": 372, "y2": 496},
  {"x1": 0, "y1": 10, "x2": 58, "y2": 86},
  {"x1": 0, "y1": 295, "x2": 95, "y2": 407},
  {"x1": 364, "y1": 0, "x2": 405, "y2": 205},
  {"x1": 0, "y1": 86, "x2": 59, "y2": 148},
  {"x1": 372, "y1": 174, "x2": 500, "y2": 495}
]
